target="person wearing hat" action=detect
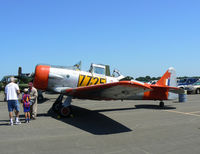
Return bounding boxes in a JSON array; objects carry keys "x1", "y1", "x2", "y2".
[
  {"x1": 28, "y1": 82, "x2": 38, "y2": 119},
  {"x1": 22, "y1": 88, "x2": 31, "y2": 123},
  {"x1": 5, "y1": 77, "x2": 21, "y2": 125}
]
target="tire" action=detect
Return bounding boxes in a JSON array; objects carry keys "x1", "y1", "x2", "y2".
[
  {"x1": 196, "y1": 89, "x2": 200, "y2": 94},
  {"x1": 159, "y1": 102, "x2": 164, "y2": 108},
  {"x1": 60, "y1": 106, "x2": 71, "y2": 117}
]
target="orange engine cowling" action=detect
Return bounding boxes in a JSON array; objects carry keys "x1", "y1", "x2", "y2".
[{"x1": 33, "y1": 65, "x2": 50, "y2": 90}]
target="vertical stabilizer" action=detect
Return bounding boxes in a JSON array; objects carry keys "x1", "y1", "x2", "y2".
[
  {"x1": 156, "y1": 67, "x2": 178, "y2": 99},
  {"x1": 156, "y1": 67, "x2": 177, "y2": 87}
]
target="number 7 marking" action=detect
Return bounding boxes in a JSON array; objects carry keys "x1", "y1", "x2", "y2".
[
  {"x1": 86, "y1": 76, "x2": 92, "y2": 86},
  {"x1": 79, "y1": 75, "x2": 86, "y2": 86}
]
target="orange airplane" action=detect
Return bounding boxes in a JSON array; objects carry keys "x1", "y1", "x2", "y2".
[{"x1": 33, "y1": 63, "x2": 184, "y2": 117}]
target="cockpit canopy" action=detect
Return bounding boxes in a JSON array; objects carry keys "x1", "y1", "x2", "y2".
[{"x1": 89, "y1": 64, "x2": 111, "y2": 76}]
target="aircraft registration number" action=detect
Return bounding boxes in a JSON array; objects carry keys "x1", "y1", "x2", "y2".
[{"x1": 78, "y1": 74, "x2": 106, "y2": 87}]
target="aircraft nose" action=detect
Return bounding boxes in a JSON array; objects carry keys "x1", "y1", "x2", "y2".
[{"x1": 33, "y1": 65, "x2": 50, "y2": 90}]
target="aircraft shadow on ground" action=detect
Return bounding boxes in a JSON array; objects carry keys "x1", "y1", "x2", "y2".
[
  {"x1": 38, "y1": 98, "x2": 50, "y2": 104},
  {"x1": 94, "y1": 104, "x2": 176, "y2": 113},
  {"x1": 0, "y1": 103, "x2": 176, "y2": 128},
  {"x1": 0, "y1": 120, "x2": 10, "y2": 126},
  {"x1": 47, "y1": 103, "x2": 176, "y2": 135},
  {"x1": 134, "y1": 104, "x2": 176, "y2": 110},
  {"x1": 48, "y1": 105, "x2": 132, "y2": 135}
]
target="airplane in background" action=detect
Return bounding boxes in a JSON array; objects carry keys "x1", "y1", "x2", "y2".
[{"x1": 33, "y1": 62, "x2": 184, "y2": 117}]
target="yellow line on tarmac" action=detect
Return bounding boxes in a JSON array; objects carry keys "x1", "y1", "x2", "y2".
[
  {"x1": 164, "y1": 110, "x2": 200, "y2": 117},
  {"x1": 188, "y1": 111, "x2": 200, "y2": 114}
]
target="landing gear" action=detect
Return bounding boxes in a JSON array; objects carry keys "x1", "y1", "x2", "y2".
[
  {"x1": 159, "y1": 101, "x2": 164, "y2": 108},
  {"x1": 60, "y1": 106, "x2": 71, "y2": 117},
  {"x1": 52, "y1": 94, "x2": 72, "y2": 117},
  {"x1": 196, "y1": 89, "x2": 200, "y2": 94},
  {"x1": 52, "y1": 94, "x2": 63, "y2": 112},
  {"x1": 38, "y1": 90, "x2": 44, "y2": 101}
]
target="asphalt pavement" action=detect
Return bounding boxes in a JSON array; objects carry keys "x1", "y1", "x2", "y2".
[{"x1": 1, "y1": 92, "x2": 200, "y2": 154}]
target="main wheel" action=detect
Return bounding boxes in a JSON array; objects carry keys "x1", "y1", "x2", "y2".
[
  {"x1": 159, "y1": 101, "x2": 164, "y2": 108},
  {"x1": 60, "y1": 106, "x2": 71, "y2": 117},
  {"x1": 196, "y1": 89, "x2": 200, "y2": 94}
]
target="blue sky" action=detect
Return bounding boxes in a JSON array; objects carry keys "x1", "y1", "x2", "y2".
[{"x1": 0, "y1": 0, "x2": 200, "y2": 79}]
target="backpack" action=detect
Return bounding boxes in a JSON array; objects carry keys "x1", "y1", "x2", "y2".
[{"x1": 22, "y1": 94, "x2": 31, "y2": 108}]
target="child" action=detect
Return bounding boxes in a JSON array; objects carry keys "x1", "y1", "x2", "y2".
[{"x1": 22, "y1": 88, "x2": 31, "y2": 123}]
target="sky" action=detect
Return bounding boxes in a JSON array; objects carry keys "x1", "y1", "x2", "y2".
[{"x1": 0, "y1": 0, "x2": 200, "y2": 79}]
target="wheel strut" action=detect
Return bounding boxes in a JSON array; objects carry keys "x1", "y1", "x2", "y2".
[
  {"x1": 52, "y1": 95, "x2": 73, "y2": 117},
  {"x1": 52, "y1": 94, "x2": 63, "y2": 113}
]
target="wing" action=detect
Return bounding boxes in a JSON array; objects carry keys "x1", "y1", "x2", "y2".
[
  {"x1": 61, "y1": 81, "x2": 152, "y2": 100},
  {"x1": 168, "y1": 87, "x2": 185, "y2": 94},
  {"x1": 150, "y1": 85, "x2": 185, "y2": 94}
]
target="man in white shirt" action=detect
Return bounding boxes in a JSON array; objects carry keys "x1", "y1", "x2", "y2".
[{"x1": 5, "y1": 77, "x2": 21, "y2": 125}]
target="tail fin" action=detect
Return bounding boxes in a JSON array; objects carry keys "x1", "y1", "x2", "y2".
[
  {"x1": 156, "y1": 67, "x2": 177, "y2": 87},
  {"x1": 156, "y1": 67, "x2": 179, "y2": 100}
]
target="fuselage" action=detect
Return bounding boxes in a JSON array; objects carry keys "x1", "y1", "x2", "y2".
[
  {"x1": 48, "y1": 67, "x2": 120, "y2": 92},
  {"x1": 34, "y1": 65, "x2": 177, "y2": 101},
  {"x1": 34, "y1": 65, "x2": 120, "y2": 92}
]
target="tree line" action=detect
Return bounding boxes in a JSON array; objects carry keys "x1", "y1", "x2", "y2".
[{"x1": 135, "y1": 76, "x2": 200, "y2": 83}]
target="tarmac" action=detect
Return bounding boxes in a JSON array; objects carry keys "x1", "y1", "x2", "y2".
[{"x1": 1, "y1": 92, "x2": 200, "y2": 154}]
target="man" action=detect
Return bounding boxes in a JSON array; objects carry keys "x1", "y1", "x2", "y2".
[
  {"x1": 28, "y1": 82, "x2": 38, "y2": 119},
  {"x1": 5, "y1": 77, "x2": 21, "y2": 125}
]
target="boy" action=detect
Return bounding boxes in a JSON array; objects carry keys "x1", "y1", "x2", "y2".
[{"x1": 22, "y1": 88, "x2": 31, "y2": 123}]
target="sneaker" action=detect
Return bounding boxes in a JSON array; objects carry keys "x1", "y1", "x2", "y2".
[
  {"x1": 9, "y1": 122, "x2": 13, "y2": 126},
  {"x1": 15, "y1": 121, "x2": 21, "y2": 125}
]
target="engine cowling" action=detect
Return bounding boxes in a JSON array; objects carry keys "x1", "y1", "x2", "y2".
[{"x1": 33, "y1": 65, "x2": 50, "y2": 90}]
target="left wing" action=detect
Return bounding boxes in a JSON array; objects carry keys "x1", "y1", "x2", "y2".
[
  {"x1": 150, "y1": 85, "x2": 185, "y2": 94},
  {"x1": 62, "y1": 81, "x2": 152, "y2": 100}
]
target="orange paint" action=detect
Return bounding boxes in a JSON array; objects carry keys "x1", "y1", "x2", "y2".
[
  {"x1": 143, "y1": 69, "x2": 171, "y2": 100},
  {"x1": 33, "y1": 65, "x2": 50, "y2": 90},
  {"x1": 143, "y1": 86, "x2": 169, "y2": 100},
  {"x1": 156, "y1": 70, "x2": 171, "y2": 86}
]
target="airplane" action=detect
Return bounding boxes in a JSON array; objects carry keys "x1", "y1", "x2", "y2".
[{"x1": 33, "y1": 63, "x2": 184, "y2": 117}]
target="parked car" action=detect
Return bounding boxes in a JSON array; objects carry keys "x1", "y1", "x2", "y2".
[
  {"x1": 185, "y1": 81, "x2": 200, "y2": 94},
  {"x1": 178, "y1": 78, "x2": 199, "y2": 89},
  {"x1": 148, "y1": 80, "x2": 158, "y2": 85}
]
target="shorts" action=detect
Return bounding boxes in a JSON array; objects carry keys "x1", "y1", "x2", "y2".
[
  {"x1": 7, "y1": 100, "x2": 20, "y2": 112},
  {"x1": 24, "y1": 107, "x2": 30, "y2": 112}
]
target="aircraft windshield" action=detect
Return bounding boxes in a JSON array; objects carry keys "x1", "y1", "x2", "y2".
[{"x1": 94, "y1": 67, "x2": 105, "y2": 75}]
